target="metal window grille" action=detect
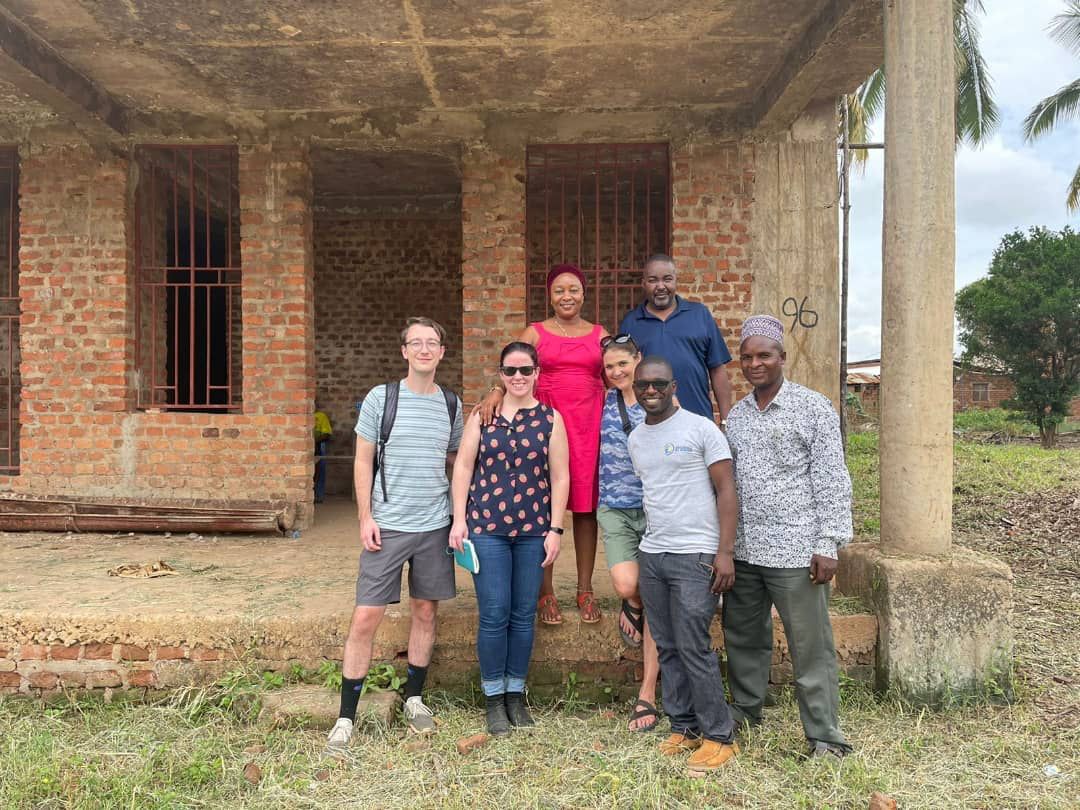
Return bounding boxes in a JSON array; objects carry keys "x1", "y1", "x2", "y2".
[
  {"x1": 134, "y1": 146, "x2": 241, "y2": 411},
  {"x1": 526, "y1": 143, "x2": 670, "y2": 328},
  {"x1": 0, "y1": 148, "x2": 19, "y2": 474},
  {"x1": 972, "y1": 382, "x2": 989, "y2": 403}
]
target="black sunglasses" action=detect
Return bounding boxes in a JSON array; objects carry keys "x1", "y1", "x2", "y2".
[
  {"x1": 632, "y1": 379, "x2": 673, "y2": 393},
  {"x1": 500, "y1": 365, "x2": 537, "y2": 377},
  {"x1": 600, "y1": 333, "x2": 638, "y2": 352}
]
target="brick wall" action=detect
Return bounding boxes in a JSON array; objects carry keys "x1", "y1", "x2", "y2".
[
  {"x1": 670, "y1": 141, "x2": 754, "y2": 401},
  {"x1": 952, "y1": 370, "x2": 1015, "y2": 412},
  {"x1": 314, "y1": 213, "x2": 462, "y2": 496},
  {"x1": 461, "y1": 144, "x2": 527, "y2": 406},
  {"x1": 5, "y1": 142, "x2": 317, "y2": 525}
]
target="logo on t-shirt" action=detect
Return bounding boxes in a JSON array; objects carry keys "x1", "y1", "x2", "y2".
[{"x1": 663, "y1": 443, "x2": 693, "y2": 456}]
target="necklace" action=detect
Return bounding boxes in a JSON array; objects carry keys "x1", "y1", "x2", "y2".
[{"x1": 551, "y1": 317, "x2": 580, "y2": 337}]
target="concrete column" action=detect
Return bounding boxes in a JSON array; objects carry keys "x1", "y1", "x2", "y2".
[
  {"x1": 752, "y1": 102, "x2": 840, "y2": 406},
  {"x1": 880, "y1": 0, "x2": 955, "y2": 556}
]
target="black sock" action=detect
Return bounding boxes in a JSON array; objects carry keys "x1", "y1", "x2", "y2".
[
  {"x1": 404, "y1": 664, "x2": 428, "y2": 700},
  {"x1": 338, "y1": 675, "x2": 365, "y2": 721}
]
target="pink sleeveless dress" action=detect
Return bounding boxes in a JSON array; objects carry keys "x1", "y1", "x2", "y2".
[{"x1": 533, "y1": 322, "x2": 605, "y2": 513}]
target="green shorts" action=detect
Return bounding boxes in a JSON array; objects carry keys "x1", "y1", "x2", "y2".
[{"x1": 597, "y1": 505, "x2": 647, "y2": 568}]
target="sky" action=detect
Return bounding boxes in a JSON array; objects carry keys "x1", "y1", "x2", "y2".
[{"x1": 845, "y1": 0, "x2": 1080, "y2": 362}]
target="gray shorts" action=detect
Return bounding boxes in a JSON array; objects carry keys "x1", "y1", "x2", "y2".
[{"x1": 355, "y1": 526, "x2": 456, "y2": 606}]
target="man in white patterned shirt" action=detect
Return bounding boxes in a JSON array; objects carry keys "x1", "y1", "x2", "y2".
[{"x1": 723, "y1": 314, "x2": 853, "y2": 759}]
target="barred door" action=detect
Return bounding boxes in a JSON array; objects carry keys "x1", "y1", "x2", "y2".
[
  {"x1": 0, "y1": 149, "x2": 19, "y2": 475},
  {"x1": 525, "y1": 143, "x2": 670, "y2": 331}
]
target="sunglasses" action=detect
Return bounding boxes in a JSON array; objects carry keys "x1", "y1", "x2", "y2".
[
  {"x1": 632, "y1": 379, "x2": 672, "y2": 394},
  {"x1": 600, "y1": 333, "x2": 638, "y2": 351},
  {"x1": 500, "y1": 365, "x2": 537, "y2": 377}
]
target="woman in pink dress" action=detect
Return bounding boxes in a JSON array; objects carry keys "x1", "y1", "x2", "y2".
[{"x1": 481, "y1": 264, "x2": 608, "y2": 625}]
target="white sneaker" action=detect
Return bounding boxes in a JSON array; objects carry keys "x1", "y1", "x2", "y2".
[
  {"x1": 403, "y1": 695, "x2": 436, "y2": 734},
  {"x1": 325, "y1": 717, "x2": 353, "y2": 755}
]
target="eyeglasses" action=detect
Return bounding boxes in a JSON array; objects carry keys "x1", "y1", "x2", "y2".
[
  {"x1": 404, "y1": 340, "x2": 443, "y2": 351},
  {"x1": 499, "y1": 365, "x2": 537, "y2": 377},
  {"x1": 632, "y1": 379, "x2": 672, "y2": 394},
  {"x1": 600, "y1": 333, "x2": 638, "y2": 351}
]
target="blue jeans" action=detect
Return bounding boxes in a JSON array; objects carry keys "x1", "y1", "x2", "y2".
[
  {"x1": 471, "y1": 534, "x2": 546, "y2": 697},
  {"x1": 639, "y1": 551, "x2": 736, "y2": 743},
  {"x1": 314, "y1": 440, "x2": 328, "y2": 502}
]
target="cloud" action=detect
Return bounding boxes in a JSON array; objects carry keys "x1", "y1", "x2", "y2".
[{"x1": 844, "y1": 1, "x2": 1080, "y2": 362}]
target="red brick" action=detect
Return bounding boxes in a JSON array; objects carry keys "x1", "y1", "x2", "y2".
[
  {"x1": 49, "y1": 645, "x2": 81, "y2": 660},
  {"x1": 155, "y1": 646, "x2": 187, "y2": 660},
  {"x1": 117, "y1": 644, "x2": 149, "y2": 661},
  {"x1": 189, "y1": 647, "x2": 222, "y2": 662},
  {"x1": 85, "y1": 670, "x2": 122, "y2": 688},
  {"x1": 127, "y1": 669, "x2": 158, "y2": 688},
  {"x1": 29, "y1": 671, "x2": 59, "y2": 689},
  {"x1": 19, "y1": 644, "x2": 48, "y2": 660},
  {"x1": 59, "y1": 672, "x2": 86, "y2": 688},
  {"x1": 0, "y1": 672, "x2": 21, "y2": 688},
  {"x1": 82, "y1": 643, "x2": 114, "y2": 660}
]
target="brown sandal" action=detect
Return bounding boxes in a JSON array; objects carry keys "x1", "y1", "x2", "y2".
[
  {"x1": 576, "y1": 590, "x2": 602, "y2": 624},
  {"x1": 537, "y1": 594, "x2": 563, "y2": 626}
]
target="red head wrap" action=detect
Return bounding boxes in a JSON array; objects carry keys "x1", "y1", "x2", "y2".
[{"x1": 545, "y1": 263, "x2": 587, "y2": 292}]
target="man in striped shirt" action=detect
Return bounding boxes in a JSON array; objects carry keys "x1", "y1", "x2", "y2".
[{"x1": 326, "y1": 317, "x2": 464, "y2": 754}]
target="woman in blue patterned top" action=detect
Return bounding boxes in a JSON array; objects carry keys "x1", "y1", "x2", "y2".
[{"x1": 597, "y1": 333, "x2": 660, "y2": 733}]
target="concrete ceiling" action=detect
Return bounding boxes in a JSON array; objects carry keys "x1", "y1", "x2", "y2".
[
  {"x1": 312, "y1": 148, "x2": 460, "y2": 200},
  {"x1": 0, "y1": 0, "x2": 883, "y2": 139}
]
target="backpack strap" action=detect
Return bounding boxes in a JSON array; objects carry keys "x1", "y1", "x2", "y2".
[
  {"x1": 616, "y1": 389, "x2": 633, "y2": 435},
  {"x1": 377, "y1": 381, "x2": 399, "y2": 502},
  {"x1": 441, "y1": 386, "x2": 459, "y2": 446}
]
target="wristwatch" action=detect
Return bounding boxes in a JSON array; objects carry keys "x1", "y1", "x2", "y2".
[
  {"x1": 719, "y1": 418, "x2": 729, "y2": 430},
  {"x1": 548, "y1": 527, "x2": 565, "y2": 535}
]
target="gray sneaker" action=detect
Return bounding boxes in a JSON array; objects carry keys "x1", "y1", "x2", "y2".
[
  {"x1": 403, "y1": 695, "x2": 436, "y2": 734},
  {"x1": 325, "y1": 717, "x2": 353, "y2": 756}
]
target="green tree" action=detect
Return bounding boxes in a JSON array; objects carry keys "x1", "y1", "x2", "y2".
[
  {"x1": 841, "y1": 0, "x2": 998, "y2": 162},
  {"x1": 1023, "y1": 2, "x2": 1080, "y2": 211},
  {"x1": 955, "y1": 227, "x2": 1080, "y2": 448}
]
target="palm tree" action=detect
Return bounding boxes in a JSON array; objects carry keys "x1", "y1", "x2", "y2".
[
  {"x1": 841, "y1": 0, "x2": 999, "y2": 162},
  {"x1": 1023, "y1": 2, "x2": 1080, "y2": 211}
]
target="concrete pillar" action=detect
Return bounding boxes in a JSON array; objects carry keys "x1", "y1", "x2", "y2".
[
  {"x1": 837, "y1": 0, "x2": 1014, "y2": 703},
  {"x1": 752, "y1": 102, "x2": 840, "y2": 406},
  {"x1": 879, "y1": 0, "x2": 955, "y2": 556}
]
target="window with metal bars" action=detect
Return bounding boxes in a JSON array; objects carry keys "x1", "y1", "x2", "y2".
[
  {"x1": 134, "y1": 146, "x2": 241, "y2": 411},
  {"x1": 0, "y1": 147, "x2": 19, "y2": 474},
  {"x1": 525, "y1": 143, "x2": 670, "y2": 330}
]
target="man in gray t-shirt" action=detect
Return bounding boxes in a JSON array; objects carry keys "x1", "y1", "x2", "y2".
[{"x1": 627, "y1": 357, "x2": 740, "y2": 774}]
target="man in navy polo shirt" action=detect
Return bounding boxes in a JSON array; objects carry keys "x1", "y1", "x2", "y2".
[{"x1": 619, "y1": 254, "x2": 733, "y2": 422}]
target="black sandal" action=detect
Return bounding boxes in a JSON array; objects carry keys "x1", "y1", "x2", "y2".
[
  {"x1": 628, "y1": 699, "x2": 659, "y2": 733},
  {"x1": 619, "y1": 599, "x2": 645, "y2": 647}
]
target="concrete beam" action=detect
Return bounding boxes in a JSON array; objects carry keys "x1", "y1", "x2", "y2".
[
  {"x1": 0, "y1": 5, "x2": 128, "y2": 135},
  {"x1": 752, "y1": 0, "x2": 882, "y2": 134}
]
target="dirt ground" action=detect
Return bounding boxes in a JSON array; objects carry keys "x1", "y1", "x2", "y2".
[
  {"x1": 0, "y1": 498, "x2": 612, "y2": 621},
  {"x1": 958, "y1": 489, "x2": 1080, "y2": 734}
]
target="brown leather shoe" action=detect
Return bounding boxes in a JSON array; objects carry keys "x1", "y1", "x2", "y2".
[
  {"x1": 658, "y1": 732, "x2": 702, "y2": 756},
  {"x1": 687, "y1": 739, "x2": 740, "y2": 772}
]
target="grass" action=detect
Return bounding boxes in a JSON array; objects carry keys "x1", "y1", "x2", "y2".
[
  {"x1": 1, "y1": 683, "x2": 1077, "y2": 810},
  {"x1": 1, "y1": 433, "x2": 1078, "y2": 808},
  {"x1": 846, "y1": 430, "x2": 1080, "y2": 539},
  {"x1": 952, "y1": 407, "x2": 1079, "y2": 439}
]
